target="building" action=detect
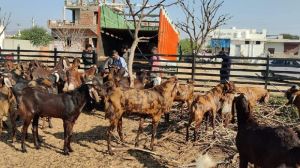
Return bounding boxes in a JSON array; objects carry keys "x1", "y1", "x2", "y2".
[
  {"x1": 49, "y1": 0, "x2": 179, "y2": 62},
  {"x1": 48, "y1": 0, "x2": 99, "y2": 51},
  {"x1": 265, "y1": 35, "x2": 300, "y2": 57},
  {"x1": 210, "y1": 27, "x2": 267, "y2": 57}
]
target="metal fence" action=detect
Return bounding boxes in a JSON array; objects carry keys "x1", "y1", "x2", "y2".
[
  {"x1": 133, "y1": 54, "x2": 300, "y2": 93},
  {"x1": 1, "y1": 47, "x2": 299, "y2": 93}
]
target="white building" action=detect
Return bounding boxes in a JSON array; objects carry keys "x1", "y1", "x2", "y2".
[
  {"x1": 265, "y1": 35, "x2": 300, "y2": 57},
  {"x1": 0, "y1": 25, "x2": 5, "y2": 49},
  {"x1": 210, "y1": 27, "x2": 267, "y2": 57}
]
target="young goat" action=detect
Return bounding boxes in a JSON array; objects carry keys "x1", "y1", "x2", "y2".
[
  {"x1": 186, "y1": 81, "x2": 235, "y2": 141},
  {"x1": 234, "y1": 94, "x2": 300, "y2": 168},
  {"x1": 286, "y1": 85, "x2": 300, "y2": 118}
]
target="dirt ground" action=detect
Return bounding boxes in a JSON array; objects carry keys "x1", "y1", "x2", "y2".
[{"x1": 0, "y1": 96, "x2": 298, "y2": 168}]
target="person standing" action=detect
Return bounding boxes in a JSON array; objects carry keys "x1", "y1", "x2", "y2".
[
  {"x1": 121, "y1": 45, "x2": 130, "y2": 65},
  {"x1": 219, "y1": 48, "x2": 231, "y2": 83},
  {"x1": 82, "y1": 44, "x2": 96, "y2": 69},
  {"x1": 150, "y1": 46, "x2": 161, "y2": 86}
]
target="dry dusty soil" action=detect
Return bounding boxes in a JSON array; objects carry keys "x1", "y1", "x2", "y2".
[{"x1": 0, "y1": 108, "x2": 238, "y2": 168}]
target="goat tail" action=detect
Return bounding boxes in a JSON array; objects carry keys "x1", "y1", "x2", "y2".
[
  {"x1": 264, "y1": 92, "x2": 270, "y2": 104},
  {"x1": 231, "y1": 96, "x2": 237, "y2": 124}
]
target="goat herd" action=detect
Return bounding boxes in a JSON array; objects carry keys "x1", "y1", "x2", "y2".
[{"x1": 0, "y1": 57, "x2": 300, "y2": 167}]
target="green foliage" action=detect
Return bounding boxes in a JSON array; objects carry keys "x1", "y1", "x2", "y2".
[
  {"x1": 281, "y1": 34, "x2": 300, "y2": 40},
  {"x1": 179, "y1": 38, "x2": 193, "y2": 54},
  {"x1": 19, "y1": 26, "x2": 52, "y2": 46},
  {"x1": 269, "y1": 95, "x2": 299, "y2": 119}
]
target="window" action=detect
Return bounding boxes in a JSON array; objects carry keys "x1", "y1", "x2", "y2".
[
  {"x1": 67, "y1": 37, "x2": 72, "y2": 47},
  {"x1": 268, "y1": 48, "x2": 275, "y2": 54},
  {"x1": 256, "y1": 41, "x2": 261, "y2": 45},
  {"x1": 245, "y1": 41, "x2": 250, "y2": 44}
]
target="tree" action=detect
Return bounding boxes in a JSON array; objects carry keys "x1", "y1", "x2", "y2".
[
  {"x1": 281, "y1": 34, "x2": 299, "y2": 40},
  {"x1": 180, "y1": 38, "x2": 195, "y2": 54},
  {"x1": 0, "y1": 8, "x2": 11, "y2": 36},
  {"x1": 122, "y1": 0, "x2": 179, "y2": 84},
  {"x1": 176, "y1": 0, "x2": 230, "y2": 54},
  {"x1": 19, "y1": 26, "x2": 52, "y2": 46},
  {"x1": 52, "y1": 29, "x2": 86, "y2": 51}
]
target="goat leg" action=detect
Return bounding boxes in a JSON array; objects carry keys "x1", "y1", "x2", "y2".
[
  {"x1": 48, "y1": 117, "x2": 53, "y2": 128},
  {"x1": 135, "y1": 117, "x2": 145, "y2": 147},
  {"x1": 0, "y1": 115, "x2": 3, "y2": 133},
  {"x1": 32, "y1": 115, "x2": 41, "y2": 149},
  {"x1": 164, "y1": 113, "x2": 170, "y2": 123},
  {"x1": 107, "y1": 123, "x2": 116, "y2": 155},
  {"x1": 21, "y1": 118, "x2": 32, "y2": 153},
  {"x1": 239, "y1": 156, "x2": 248, "y2": 168},
  {"x1": 67, "y1": 122, "x2": 74, "y2": 153},
  {"x1": 211, "y1": 112, "x2": 216, "y2": 139},
  {"x1": 150, "y1": 120, "x2": 159, "y2": 151},
  {"x1": 117, "y1": 117, "x2": 124, "y2": 143},
  {"x1": 9, "y1": 108, "x2": 17, "y2": 143},
  {"x1": 63, "y1": 120, "x2": 70, "y2": 155}
]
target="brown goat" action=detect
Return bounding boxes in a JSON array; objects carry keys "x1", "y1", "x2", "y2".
[
  {"x1": 230, "y1": 86, "x2": 270, "y2": 124},
  {"x1": 105, "y1": 76, "x2": 178, "y2": 155},
  {"x1": 186, "y1": 81, "x2": 235, "y2": 141},
  {"x1": 286, "y1": 85, "x2": 300, "y2": 117},
  {"x1": 234, "y1": 93, "x2": 300, "y2": 168},
  {"x1": 0, "y1": 75, "x2": 15, "y2": 133},
  {"x1": 173, "y1": 80, "x2": 194, "y2": 118}
]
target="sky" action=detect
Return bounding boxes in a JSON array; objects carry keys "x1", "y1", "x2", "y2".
[{"x1": 1, "y1": 0, "x2": 300, "y2": 37}]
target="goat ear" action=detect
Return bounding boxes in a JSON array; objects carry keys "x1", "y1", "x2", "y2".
[
  {"x1": 53, "y1": 72, "x2": 60, "y2": 83},
  {"x1": 4, "y1": 77, "x2": 12, "y2": 88},
  {"x1": 63, "y1": 59, "x2": 69, "y2": 70},
  {"x1": 89, "y1": 87, "x2": 100, "y2": 103}
]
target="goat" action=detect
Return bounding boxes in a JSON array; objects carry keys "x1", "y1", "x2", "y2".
[
  {"x1": 286, "y1": 85, "x2": 300, "y2": 118},
  {"x1": 105, "y1": 76, "x2": 178, "y2": 155},
  {"x1": 17, "y1": 80, "x2": 100, "y2": 155},
  {"x1": 234, "y1": 93, "x2": 300, "y2": 168},
  {"x1": 186, "y1": 81, "x2": 235, "y2": 141}
]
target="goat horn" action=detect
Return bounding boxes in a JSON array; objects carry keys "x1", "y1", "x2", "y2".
[{"x1": 225, "y1": 79, "x2": 230, "y2": 83}]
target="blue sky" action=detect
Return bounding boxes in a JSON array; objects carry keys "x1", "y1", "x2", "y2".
[{"x1": 1, "y1": 0, "x2": 300, "y2": 37}]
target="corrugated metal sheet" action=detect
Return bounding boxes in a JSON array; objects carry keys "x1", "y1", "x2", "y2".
[
  {"x1": 158, "y1": 8, "x2": 179, "y2": 60},
  {"x1": 100, "y1": 5, "x2": 158, "y2": 31}
]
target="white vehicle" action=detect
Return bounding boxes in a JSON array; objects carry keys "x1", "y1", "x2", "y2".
[{"x1": 262, "y1": 60, "x2": 300, "y2": 80}]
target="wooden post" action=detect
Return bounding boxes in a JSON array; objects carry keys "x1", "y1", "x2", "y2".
[
  {"x1": 264, "y1": 54, "x2": 270, "y2": 89},
  {"x1": 17, "y1": 46, "x2": 20, "y2": 63},
  {"x1": 191, "y1": 51, "x2": 196, "y2": 80},
  {"x1": 54, "y1": 48, "x2": 58, "y2": 66}
]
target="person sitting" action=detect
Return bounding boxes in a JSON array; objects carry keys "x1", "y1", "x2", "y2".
[
  {"x1": 112, "y1": 50, "x2": 128, "y2": 76},
  {"x1": 150, "y1": 46, "x2": 161, "y2": 86}
]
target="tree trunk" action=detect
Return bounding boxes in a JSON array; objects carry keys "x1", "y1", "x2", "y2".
[{"x1": 128, "y1": 39, "x2": 139, "y2": 88}]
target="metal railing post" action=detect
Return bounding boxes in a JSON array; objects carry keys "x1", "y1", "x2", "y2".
[
  {"x1": 17, "y1": 46, "x2": 20, "y2": 63},
  {"x1": 54, "y1": 48, "x2": 58, "y2": 66},
  {"x1": 192, "y1": 51, "x2": 195, "y2": 80},
  {"x1": 264, "y1": 54, "x2": 270, "y2": 89}
]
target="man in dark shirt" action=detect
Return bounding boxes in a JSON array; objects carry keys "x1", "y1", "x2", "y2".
[
  {"x1": 219, "y1": 48, "x2": 231, "y2": 83},
  {"x1": 82, "y1": 44, "x2": 96, "y2": 69}
]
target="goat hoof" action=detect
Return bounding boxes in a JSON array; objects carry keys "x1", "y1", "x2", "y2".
[
  {"x1": 21, "y1": 148, "x2": 27, "y2": 153},
  {"x1": 35, "y1": 145, "x2": 41, "y2": 150},
  {"x1": 108, "y1": 150, "x2": 114, "y2": 155},
  {"x1": 63, "y1": 151, "x2": 70, "y2": 156}
]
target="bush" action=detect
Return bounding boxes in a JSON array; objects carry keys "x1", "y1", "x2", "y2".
[{"x1": 19, "y1": 26, "x2": 52, "y2": 46}]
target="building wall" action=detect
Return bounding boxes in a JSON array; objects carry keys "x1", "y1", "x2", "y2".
[
  {"x1": 210, "y1": 27, "x2": 267, "y2": 57},
  {"x1": 3, "y1": 39, "x2": 40, "y2": 50},
  {"x1": 265, "y1": 42, "x2": 284, "y2": 55}
]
